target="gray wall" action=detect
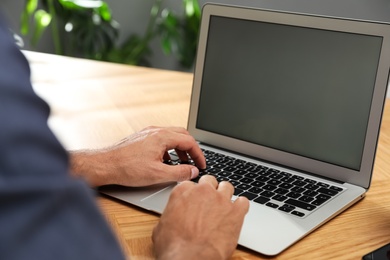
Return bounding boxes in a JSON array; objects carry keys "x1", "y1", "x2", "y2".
[
  {"x1": 2, "y1": 0, "x2": 390, "y2": 71},
  {"x1": 1, "y1": 0, "x2": 389, "y2": 97}
]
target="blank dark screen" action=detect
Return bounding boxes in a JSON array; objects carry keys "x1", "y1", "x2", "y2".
[{"x1": 196, "y1": 16, "x2": 383, "y2": 170}]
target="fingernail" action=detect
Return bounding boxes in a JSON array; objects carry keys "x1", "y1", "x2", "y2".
[{"x1": 191, "y1": 167, "x2": 199, "y2": 179}]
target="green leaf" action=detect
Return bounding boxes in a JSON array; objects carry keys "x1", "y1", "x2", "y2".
[
  {"x1": 31, "y1": 10, "x2": 52, "y2": 46},
  {"x1": 97, "y1": 2, "x2": 111, "y2": 21},
  {"x1": 20, "y1": 0, "x2": 39, "y2": 35},
  {"x1": 184, "y1": 0, "x2": 200, "y2": 18},
  {"x1": 26, "y1": 0, "x2": 39, "y2": 14},
  {"x1": 161, "y1": 36, "x2": 172, "y2": 54},
  {"x1": 184, "y1": 0, "x2": 194, "y2": 16},
  {"x1": 20, "y1": 11, "x2": 30, "y2": 35}
]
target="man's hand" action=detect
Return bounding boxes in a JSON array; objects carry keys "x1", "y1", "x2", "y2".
[
  {"x1": 152, "y1": 175, "x2": 250, "y2": 260},
  {"x1": 69, "y1": 126, "x2": 206, "y2": 187}
]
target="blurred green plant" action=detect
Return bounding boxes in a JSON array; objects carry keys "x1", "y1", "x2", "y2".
[
  {"x1": 20, "y1": 0, "x2": 201, "y2": 69},
  {"x1": 21, "y1": 0, "x2": 119, "y2": 60}
]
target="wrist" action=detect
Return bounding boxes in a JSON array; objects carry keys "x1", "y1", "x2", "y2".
[
  {"x1": 156, "y1": 242, "x2": 226, "y2": 260},
  {"x1": 69, "y1": 150, "x2": 112, "y2": 187}
]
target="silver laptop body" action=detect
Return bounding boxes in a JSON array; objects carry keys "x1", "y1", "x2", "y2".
[{"x1": 100, "y1": 3, "x2": 390, "y2": 255}]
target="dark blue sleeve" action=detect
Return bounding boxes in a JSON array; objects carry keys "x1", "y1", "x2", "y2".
[{"x1": 0, "y1": 17, "x2": 125, "y2": 260}]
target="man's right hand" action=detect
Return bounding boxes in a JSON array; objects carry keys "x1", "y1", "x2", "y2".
[{"x1": 152, "y1": 175, "x2": 250, "y2": 260}]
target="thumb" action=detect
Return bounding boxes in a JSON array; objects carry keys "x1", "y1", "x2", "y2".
[{"x1": 162, "y1": 164, "x2": 199, "y2": 182}]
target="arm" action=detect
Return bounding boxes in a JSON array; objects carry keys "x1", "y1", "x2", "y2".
[
  {"x1": 0, "y1": 17, "x2": 124, "y2": 260},
  {"x1": 69, "y1": 126, "x2": 206, "y2": 187}
]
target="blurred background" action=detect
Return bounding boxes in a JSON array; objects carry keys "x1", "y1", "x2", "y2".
[{"x1": 1, "y1": 0, "x2": 390, "y2": 72}]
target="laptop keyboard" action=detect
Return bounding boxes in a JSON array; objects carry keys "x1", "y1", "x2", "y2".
[{"x1": 168, "y1": 148, "x2": 345, "y2": 218}]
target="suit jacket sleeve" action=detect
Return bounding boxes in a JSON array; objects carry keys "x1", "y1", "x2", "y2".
[{"x1": 0, "y1": 17, "x2": 125, "y2": 260}]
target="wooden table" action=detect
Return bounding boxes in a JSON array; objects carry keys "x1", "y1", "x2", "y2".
[{"x1": 25, "y1": 51, "x2": 390, "y2": 260}]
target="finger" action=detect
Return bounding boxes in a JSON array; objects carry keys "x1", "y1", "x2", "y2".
[
  {"x1": 159, "y1": 164, "x2": 200, "y2": 183},
  {"x1": 233, "y1": 196, "x2": 250, "y2": 216},
  {"x1": 186, "y1": 147, "x2": 206, "y2": 170},
  {"x1": 217, "y1": 181, "x2": 234, "y2": 198},
  {"x1": 175, "y1": 149, "x2": 190, "y2": 162},
  {"x1": 198, "y1": 175, "x2": 218, "y2": 189},
  {"x1": 161, "y1": 131, "x2": 206, "y2": 170},
  {"x1": 170, "y1": 180, "x2": 196, "y2": 197}
]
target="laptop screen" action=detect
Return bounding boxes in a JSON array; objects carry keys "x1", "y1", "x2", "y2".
[{"x1": 196, "y1": 16, "x2": 383, "y2": 171}]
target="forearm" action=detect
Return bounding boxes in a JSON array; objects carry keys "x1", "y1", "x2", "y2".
[{"x1": 69, "y1": 150, "x2": 115, "y2": 187}]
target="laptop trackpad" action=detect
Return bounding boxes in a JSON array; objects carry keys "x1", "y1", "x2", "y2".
[{"x1": 141, "y1": 184, "x2": 176, "y2": 214}]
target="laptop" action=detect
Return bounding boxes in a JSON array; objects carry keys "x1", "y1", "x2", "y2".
[{"x1": 99, "y1": 3, "x2": 390, "y2": 256}]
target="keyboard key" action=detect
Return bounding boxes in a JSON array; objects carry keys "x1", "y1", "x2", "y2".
[
  {"x1": 240, "y1": 192, "x2": 258, "y2": 200},
  {"x1": 217, "y1": 177, "x2": 229, "y2": 182},
  {"x1": 257, "y1": 165, "x2": 269, "y2": 171},
  {"x1": 245, "y1": 172, "x2": 258, "y2": 179},
  {"x1": 316, "y1": 194, "x2": 331, "y2": 201},
  {"x1": 280, "y1": 177, "x2": 295, "y2": 183},
  {"x1": 216, "y1": 155, "x2": 229, "y2": 164},
  {"x1": 330, "y1": 186, "x2": 343, "y2": 192},
  {"x1": 317, "y1": 182, "x2": 330, "y2": 188},
  {"x1": 292, "y1": 180, "x2": 307, "y2": 187},
  {"x1": 279, "y1": 171, "x2": 291, "y2": 177},
  {"x1": 224, "y1": 166, "x2": 237, "y2": 172},
  {"x1": 318, "y1": 187, "x2": 338, "y2": 196},
  {"x1": 278, "y1": 204, "x2": 295, "y2": 212},
  {"x1": 286, "y1": 191, "x2": 301, "y2": 199},
  {"x1": 254, "y1": 196, "x2": 270, "y2": 204},
  {"x1": 256, "y1": 176, "x2": 270, "y2": 182},
  {"x1": 304, "y1": 178, "x2": 317, "y2": 184},
  {"x1": 234, "y1": 188, "x2": 244, "y2": 196},
  {"x1": 251, "y1": 181, "x2": 265, "y2": 188},
  {"x1": 234, "y1": 169, "x2": 248, "y2": 175},
  {"x1": 279, "y1": 183, "x2": 294, "y2": 189},
  {"x1": 268, "y1": 179, "x2": 282, "y2": 186},
  {"x1": 260, "y1": 190, "x2": 275, "y2": 198},
  {"x1": 303, "y1": 190, "x2": 319, "y2": 197},
  {"x1": 274, "y1": 188, "x2": 289, "y2": 195},
  {"x1": 263, "y1": 184, "x2": 277, "y2": 191},
  {"x1": 247, "y1": 168, "x2": 262, "y2": 174},
  {"x1": 312, "y1": 199, "x2": 327, "y2": 206},
  {"x1": 253, "y1": 196, "x2": 271, "y2": 204},
  {"x1": 299, "y1": 195, "x2": 314, "y2": 203},
  {"x1": 291, "y1": 187, "x2": 305, "y2": 193},
  {"x1": 273, "y1": 195, "x2": 288, "y2": 202},
  {"x1": 291, "y1": 211, "x2": 305, "y2": 217},
  {"x1": 269, "y1": 173, "x2": 283, "y2": 179},
  {"x1": 304, "y1": 184, "x2": 319, "y2": 190},
  {"x1": 285, "y1": 199, "x2": 316, "y2": 211},
  {"x1": 237, "y1": 183, "x2": 251, "y2": 190},
  {"x1": 248, "y1": 187, "x2": 263, "y2": 194},
  {"x1": 259, "y1": 171, "x2": 272, "y2": 176},
  {"x1": 230, "y1": 174, "x2": 242, "y2": 181},
  {"x1": 266, "y1": 202, "x2": 279, "y2": 208},
  {"x1": 235, "y1": 164, "x2": 247, "y2": 170},
  {"x1": 240, "y1": 177, "x2": 253, "y2": 184},
  {"x1": 208, "y1": 167, "x2": 221, "y2": 174},
  {"x1": 218, "y1": 171, "x2": 232, "y2": 177},
  {"x1": 268, "y1": 169, "x2": 280, "y2": 174},
  {"x1": 229, "y1": 180, "x2": 240, "y2": 187}
]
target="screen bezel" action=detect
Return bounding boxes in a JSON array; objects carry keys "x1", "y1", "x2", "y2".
[{"x1": 187, "y1": 4, "x2": 390, "y2": 189}]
